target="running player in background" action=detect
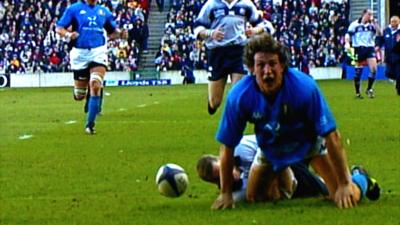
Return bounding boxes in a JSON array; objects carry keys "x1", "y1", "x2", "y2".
[
  {"x1": 56, "y1": 0, "x2": 127, "y2": 134},
  {"x1": 345, "y1": 9, "x2": 382, "y2": 99},
  {"x1": 194, "y1": 0, "x2": 274, "y2": 115}
]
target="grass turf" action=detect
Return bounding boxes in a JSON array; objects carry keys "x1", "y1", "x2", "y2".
[{"x1": 0, "y1": 80, "x2": 399, "y2": 225}]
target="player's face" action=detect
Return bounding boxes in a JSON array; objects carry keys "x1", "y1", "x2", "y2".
[
  {"x1": 253, "y1": 52, "x2": 285, "y2": 97},
  {"x1": 209, "y1": 162, "x2": 241, "y2": 185},
  {"x1": 87, "y1": 0, "x2": 98, "y2": 5},
  {"x1": 362, "y1": 10, "x2": 373, "y2": 23},
  {"x1": 390, "y1": 17, "x2": 399, "y2": 29}
]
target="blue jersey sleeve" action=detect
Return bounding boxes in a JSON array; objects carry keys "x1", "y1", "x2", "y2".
[
  {"x1": 216, "y1": 88, "x2": 248, "y2": 148},
  {"x1": 194, "y1": 0, "x2": 213, "y2": 29},
  {"x1": 307, "y1": 86, "x2": 336, "y2": 136},
  {"x1": 104, "y1": 9, "x2": 117, "y2": 34},
  {"x1": 56, "y1": 6, "x2": 73, "y2": 28}
]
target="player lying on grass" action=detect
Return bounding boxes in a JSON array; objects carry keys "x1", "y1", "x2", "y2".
[
  {"x1": 212, "y1": 33, "x2": 380, "y2": 210},
  {"x1": 197, "y1": 135, "x2": 329, "y2": 203}
]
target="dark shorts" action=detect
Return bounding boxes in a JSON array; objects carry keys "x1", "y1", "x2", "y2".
[
  {"x1": 354, "y1": 46, "x2": 376, "y2": 62},
  {"x1": 73, "y1": 62, "x2": 107, "y2": 81},
  {"x1": 207, "y1": 45, "x2": 246, "y2": 81},
  {"x1": 291, "y1": 162, "x2": 329, "y2": 198}
]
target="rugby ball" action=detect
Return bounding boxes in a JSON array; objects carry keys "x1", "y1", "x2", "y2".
[{"x1": 156, "y1": 163, "x2": 189, "y2": 197}]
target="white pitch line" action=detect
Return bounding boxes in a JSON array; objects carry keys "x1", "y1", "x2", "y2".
[
  {"x1": 19, "y1": 134, "x2": 33, "y2": 140},
  {"x1": 65, "y1": 120, "x2": 77, "y2": 124},
  {"x1": 137, "y1": 104, "x2": 147, "y2": 108},
  {"x1": 118, "y1": 108, "x2": 127, "y2": 111},
  {"x1": 105, "y1": 92, "x2": 111, "y2": 96}
]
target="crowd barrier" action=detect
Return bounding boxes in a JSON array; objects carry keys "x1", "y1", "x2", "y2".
[
  {"x1": 1, "y1": 66, "x2": 378, "y2": 88},
  {"x1": 344, "y1": 65, "x2": 388, "y2": 80}
]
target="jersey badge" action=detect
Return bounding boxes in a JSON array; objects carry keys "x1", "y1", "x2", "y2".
[{"x1": 98, "y1": 9, "x2": 105, "y2": 16}]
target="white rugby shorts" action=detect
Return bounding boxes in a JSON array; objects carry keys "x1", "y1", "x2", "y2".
[
  {"x1": 252, "y1": 137, "x2": 328, "y2": 168},
  {"x1": 70, "y1": 45, "x2": 108, "y2": 70}
]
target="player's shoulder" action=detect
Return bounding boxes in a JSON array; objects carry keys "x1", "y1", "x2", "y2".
[
  {"x1": 227, "y1": 75, "x2": 257, "y2": 104},
  {"x1": 348, "y1": 19, "x2": 360, "y2": 28},
  {"x1": 68, "y1": 1, "x2": 85, "y2": 10},
  {"x1": 286, "y1": 69, "x2": 319, "y2": 94},
  {"x1": 287, "y1": 68, "x2": 315, "y2": 84},
  {"x1": 230, "y1": 75, "x2": 255, "y2": 94},
  {"x1": 201, "y1": 0, "x2": 220, "y2": 9}
]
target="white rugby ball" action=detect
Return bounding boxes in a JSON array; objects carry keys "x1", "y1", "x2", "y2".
[{"x1": 156, "y1": 163, "x2": 189, "y2": 197}]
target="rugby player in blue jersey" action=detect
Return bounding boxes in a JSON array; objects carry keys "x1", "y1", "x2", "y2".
[
  {"x1": 345, "y1": 9, "x2": 382, "y2": 99},
  {"x1": 212, "y1": 33, "x2": 380, "y2": 210},
  {"x1": 56, "y1": 0, "x2": 127, "y2": 134},
  {"x1": 197, "y1": 135, "x2": 328, "y2": 203},
  {"x1": 194, "y1": 0, "x2": 274, "y2": 115}
]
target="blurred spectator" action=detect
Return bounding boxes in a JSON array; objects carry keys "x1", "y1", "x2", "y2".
[
  {"x1": 2, "y1": 0, "x2": 349, "y2": 74},
  {"x1": 128, "y1": 17, "x2": 149, "y2": 52}
]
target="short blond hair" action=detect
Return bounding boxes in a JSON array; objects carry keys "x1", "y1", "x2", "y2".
[{"x1": 196, "y1": 155, "x2": 218, "y2": 182}]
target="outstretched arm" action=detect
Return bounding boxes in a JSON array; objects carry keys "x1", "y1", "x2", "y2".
[
  {"x1": 212, "y1": 144, "x2": 234, "y2": 210},
  {"x1": 325, "y1": 131, "x2": 358, "y2": 209}
]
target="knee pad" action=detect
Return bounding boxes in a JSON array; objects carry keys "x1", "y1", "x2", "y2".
[
  {"x1": 90, "y1": 72, "x2": 104, "y2": 95},
  {"x1": 90, "y1": 72, "x2": 104, "y2": 85},
  {"x1": 74, "y1": 87, "x2": 87, "y2": 100}
]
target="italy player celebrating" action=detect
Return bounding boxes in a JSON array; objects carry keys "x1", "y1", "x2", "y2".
[
  {"x1": 56, "y1": 0, "x2": 126, "y2": 134},
  {"x1": 212, "y1": 33, "x2": 380, "y2": 210}
]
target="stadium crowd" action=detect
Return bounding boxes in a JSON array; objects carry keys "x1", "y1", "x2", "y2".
[
  {"x1": 0, "y1": 0, "x2": 149, "y2": 74},
  {"x1": 0, "y1": 0, "x2": 349, "y2": 74},
  {"x1": 155, "y1": 0, "x2": 350, "y2": 73}
]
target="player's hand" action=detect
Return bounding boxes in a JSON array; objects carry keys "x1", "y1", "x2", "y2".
[
  {"x1": 211, "y1": 192, "x2": 234, "y2": 210},
  {"x1": 211, "y1": 28, "x2": 224, "y2": 41},
  {"x1": 344, "y1": 43, "x2": 351, "y2": 51},
  {"x1": 245, "y1": 27, "x2": 262, "y2": 37},
  {"x1": 65, "y1": 31, "x2": 79, "y2": 40},
  {"x1": 334, "y1": 183, "x2": 358, "y2": 209}
]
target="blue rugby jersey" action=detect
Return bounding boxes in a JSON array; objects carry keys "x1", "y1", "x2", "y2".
[
  {"x1": 216, "y1": 69, "x2": 336, "y2": 171},
  {"x1": 57, "y1": 1, "x2": 117, "y2": 49},
  {"x1": 193, "y1": 0, "x2": 274, "y2": 49},
  {"x1": 347, "y1": 20, "x2": 377, "y2": 47}
]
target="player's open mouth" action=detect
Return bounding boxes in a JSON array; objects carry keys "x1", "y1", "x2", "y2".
[{"x1": 262, "y1": 74, "x2": 274, "y2": 83}]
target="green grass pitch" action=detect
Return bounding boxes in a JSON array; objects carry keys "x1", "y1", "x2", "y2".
[{"x1": 0, "y1": 80, "x2": 399, "y2": 225}]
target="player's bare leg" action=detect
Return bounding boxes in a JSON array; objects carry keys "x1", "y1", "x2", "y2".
[
  {"x1": 246, "y1": 164, "x2": 276, "y2": 202},
  {"x1": 208, "y1": 78, "x2": 227, "y2": 115},
  {"x1": 230, "y1": 73, "x2": 244, "y2": 84},
  {"x1": 366, "y1": 57, "x2": 377, "y2": 98},
  {"x1": 310, "y1": 154, "x2": 338, "y2": 200},
  {"x1": 74, "y1": 80, "x2": 89, "y2": 101}
]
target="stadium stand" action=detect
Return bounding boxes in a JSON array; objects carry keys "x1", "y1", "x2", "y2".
[
  {"x1": 0, "y1": 0, "x2": 349, "y2": 74},
  {"x1": 0, "y1": 0, "x2": 149, "y2": 73},
  {"x1": 155, "y1": 0, "x2": 350, "y2": 74}
]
